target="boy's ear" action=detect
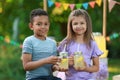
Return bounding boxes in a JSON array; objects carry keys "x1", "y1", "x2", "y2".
[{"x1": 29, "y1": 23, "x2": 33, "y2": 30}]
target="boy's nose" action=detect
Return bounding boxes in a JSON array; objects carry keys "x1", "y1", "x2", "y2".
[{"x1": 41, "y1": 25, "x2": 45, "y2": 28}]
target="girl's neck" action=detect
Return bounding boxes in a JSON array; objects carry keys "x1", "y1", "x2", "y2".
[{"x1": 74, "y1": 35, "x2": 84, "y2": 44}]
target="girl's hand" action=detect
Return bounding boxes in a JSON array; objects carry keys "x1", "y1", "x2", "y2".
[
  {"x1": 65, "y1": 71, "x2": 72, "y2": 76},
  {"x1": 74, "y1": 61, "x2": 87, "y2": 71},
  {"x1": 68, "y1": 55, "x2": 74, "y2": 66}
]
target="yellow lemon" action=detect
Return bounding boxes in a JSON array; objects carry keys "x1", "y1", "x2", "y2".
[
  {"x1": 61, "y1": 59, "x2": 68, "y2": 63},
  {"x1": 77, "y1": 57, "x2": 83, "y2": 62}
]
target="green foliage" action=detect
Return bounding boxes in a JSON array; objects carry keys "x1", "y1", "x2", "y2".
[
  {"x1": 49, "y1": 22, "x2": 64, "y2": 41},
  {"x1": 0, "y1": 42, "x2": 25, "y2": 80},
  {"x1": 0, "y1": 0, "x2": 120, "y2": 80},
  {"x1": 0, "y1": 0, "x2": 120, "y2": 56},
  {"x1": 107, "y1": 38, "x2": 120, "y2": 58},
  {"x1": 108, "y1": 58, "x2": 120, "y2": 80}
]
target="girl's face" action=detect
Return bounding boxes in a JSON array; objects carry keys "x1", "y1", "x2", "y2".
[
  {"x1": 72, "y1": 15, "x2": 87, "y2": 36},
  {"x1": 29, "y1": 15, "x2": 50, "y2": 38}
]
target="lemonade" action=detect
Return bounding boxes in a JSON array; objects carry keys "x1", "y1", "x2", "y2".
[
  {"x1": 59, "y1": 52, "x2": 68, "y2": 69},
  {"x1": 74, "y1": 51, "x2": 85, "y2": 69}
]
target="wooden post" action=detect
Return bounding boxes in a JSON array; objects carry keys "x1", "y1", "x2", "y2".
[
  {"x1": 43, "y1": 0, "x2": 47, "y2": 12},
  {"x1": 103, "y1": 0, "x2": 107, "y2": 37}
]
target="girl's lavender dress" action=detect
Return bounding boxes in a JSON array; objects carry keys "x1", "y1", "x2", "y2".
[
  {"x1": 93, "y1": 58, "x2": 109, "y2": 80},
  {"x1": 57, "y1": 40, "x2": 104, "y2": 80}
]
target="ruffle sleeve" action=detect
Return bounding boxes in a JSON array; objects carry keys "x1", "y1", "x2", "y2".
[{"x1": 91, "y1": 41, "x2": 103, "y2": 57}]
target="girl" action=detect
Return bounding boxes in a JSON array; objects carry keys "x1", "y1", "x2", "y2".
[{"x1": 57, "y1": 9, "x2": 103, "y2": 80}]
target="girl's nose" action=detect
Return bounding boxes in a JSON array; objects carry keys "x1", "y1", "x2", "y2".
[{"x1": 76, "y1": 24, "x2": 81, "y2": 28}]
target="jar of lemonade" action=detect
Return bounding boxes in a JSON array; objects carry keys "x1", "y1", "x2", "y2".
[
  {"x1": 59, "y1": 52, "x2": 68, "y2": 69},
  {"x1": 74, "y1": 51, "x2": 85, "y2": 69}
]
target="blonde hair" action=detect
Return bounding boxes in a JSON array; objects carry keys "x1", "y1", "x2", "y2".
[{"x1": 63, "y1": 9, "x2": 93, "y2": 48}]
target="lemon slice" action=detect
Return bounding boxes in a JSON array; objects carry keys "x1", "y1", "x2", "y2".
[
  {"x1": 61, "y1": 59, "x2": 68, "y2": 63},
  {"x1": 77, "y1": 57, "x2": 83, "y2": 62}
]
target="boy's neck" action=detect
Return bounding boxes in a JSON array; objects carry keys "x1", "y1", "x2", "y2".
[{"x1": 34, "y1": 35, "x2": 46, "y2": 40}]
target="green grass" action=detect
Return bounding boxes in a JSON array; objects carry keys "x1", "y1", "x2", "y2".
[{"x1": 108, "y1": 58, "x2": 120, "y2": 80}]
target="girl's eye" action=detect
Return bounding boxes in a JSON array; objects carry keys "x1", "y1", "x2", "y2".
[
  {"x1": 73, "y1": 22, "x2": 78, "y2": 25},
  {"x1": 81, "y1": 22, "x2": 84, "y2": 24}
]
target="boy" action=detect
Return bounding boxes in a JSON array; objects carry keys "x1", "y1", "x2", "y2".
[{"x1": 21, "y1": 8, "x2": 61, "y2": 80}]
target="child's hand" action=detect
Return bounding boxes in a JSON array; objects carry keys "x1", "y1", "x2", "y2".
[
  {"x1": 74, "y1": 61, "x2": 87, "y2": 71},
  {"x1": 46, "y1": 56, "x2": 60, "y2": 64},
  {"x1": 65, "y1": 71, "x2": 72, "y2": 76},
  {"x1": 52, "y1": 64, "x2": 60, "y2": 71},
  {"x1": 53, "y1": 64, "x2": 68, "y2": 72},
  {"x1": 68, "y1": 55, "x2": 74, "y2": 66},
  {"x1": 59, "y1": 67, "x2": 68, "y2": 72}
]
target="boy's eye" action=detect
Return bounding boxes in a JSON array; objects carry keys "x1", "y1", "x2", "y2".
[
  {"x1": 45, "y1": 23, "x2": 48, "y2": 26},
  {"x1": 37, "y1": 23, "x2": 42, "y2": 26}
]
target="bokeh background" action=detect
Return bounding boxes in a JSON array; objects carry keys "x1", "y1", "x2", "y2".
[{"x1": 0, "y1": 0, "x2": 120, "y2": 80}]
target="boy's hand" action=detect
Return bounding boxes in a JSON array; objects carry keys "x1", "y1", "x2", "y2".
[
  {"x1": 74, "y1": 61, "x2": 87, "y2": 71},
  {"x1": 52, "y1": 64, "x2": 60, "y2": 71},
  {"x1": 52, "y1": 64, "x2": 68, "y2": 72},
  {"x1": 46, "y1": 56, "x2": 60, "y2": 64},
  {"x1": 59, "y1": 67, "x2": 68, "y2": 72}
]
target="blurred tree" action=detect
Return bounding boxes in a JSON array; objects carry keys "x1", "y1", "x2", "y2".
[{"x1": 0, "y1": 0, "x2": 120, "y2": 58}]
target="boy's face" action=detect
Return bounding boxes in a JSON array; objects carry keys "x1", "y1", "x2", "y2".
[{"x1": 29, "y1": 15, "x2": 50, "y2": 38}]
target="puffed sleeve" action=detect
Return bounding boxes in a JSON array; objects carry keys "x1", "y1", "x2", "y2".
[
  {"x1": 22, "y1": 37, "x2": 33, "y2": 54},
  {"x1": 91, "y1": 41, "x2": 103, "y2": 57}
]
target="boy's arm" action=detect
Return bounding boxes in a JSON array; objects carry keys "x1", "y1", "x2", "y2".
[
  {"x1": 22, "y1": 53, "x2": 48, "y2": 71},
  {"x1": 22, "y1": 53, "x2": 59, "y2": 71}
]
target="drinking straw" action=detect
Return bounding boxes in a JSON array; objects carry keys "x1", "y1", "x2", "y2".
[
  {"x1": 63, "y1": 44, "x2": 66, "y2": 52},
  {"x1": 77, "y1": 44, "x2": 80, "y2": 52}
]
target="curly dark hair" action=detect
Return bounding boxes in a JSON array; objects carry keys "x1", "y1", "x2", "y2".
[{"x1": 30, "y1": 8, "x2": 49, "y2": 23}]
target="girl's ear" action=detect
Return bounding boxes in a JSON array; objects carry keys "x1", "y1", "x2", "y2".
[{"x1": 29, "y1": 23, "x2": 33, "y2": 30}]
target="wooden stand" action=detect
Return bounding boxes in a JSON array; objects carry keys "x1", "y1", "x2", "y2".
[{"x1": 113, "y1": 75, "x2": 120, "y2": 80}]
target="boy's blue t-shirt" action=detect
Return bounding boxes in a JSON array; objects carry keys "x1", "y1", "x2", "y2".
[{"x1": 22, "y1": 35, "x2": 57, "y2": 80}]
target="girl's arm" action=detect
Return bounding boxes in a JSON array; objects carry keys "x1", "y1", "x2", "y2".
[
  {"x1": 21, "y1": 53, "x2": 59, "y2": 71},
  {"x1": 74, "y1": 57, "x2": 99, "y2": 72},
  {"x1": 85, "y1": 57, "x2": 99, "y2": 72}
]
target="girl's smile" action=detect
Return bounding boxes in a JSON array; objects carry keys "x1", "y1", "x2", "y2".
[{"x1": 72, "y1": 15, "x2": 87, "y2": 36}]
